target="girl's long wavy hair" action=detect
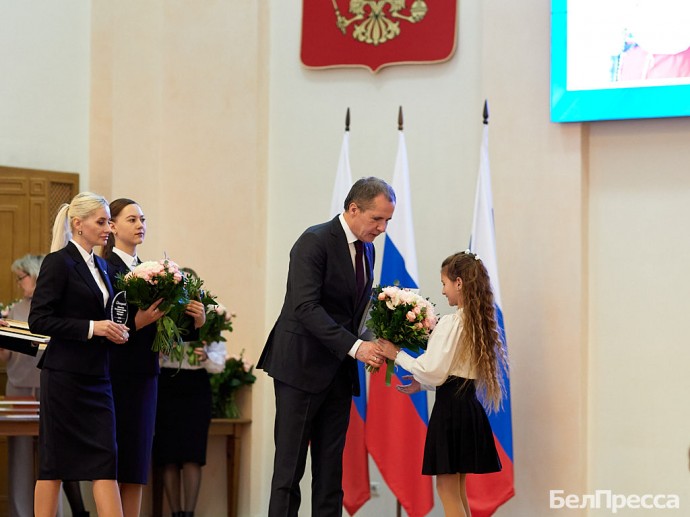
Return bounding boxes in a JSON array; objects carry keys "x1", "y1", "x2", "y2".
[{"x1": 443, "y1": 251, "x2": 509, "y2": 412}]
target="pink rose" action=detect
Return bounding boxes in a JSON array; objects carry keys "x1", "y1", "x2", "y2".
[
  {"x1": 378, "y1": 292, "x2": 386, "y2": 301},
  {"x1": 406, "y1": 311, "x2": 416, "y2": 322}
]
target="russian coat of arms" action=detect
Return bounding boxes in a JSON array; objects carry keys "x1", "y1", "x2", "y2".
[
  {"x1": 333, "y1": 0, "x2": 428, "y2": 46},
  {"x1": 301, "y1": 0, "x2": 457, "y2": 72}
]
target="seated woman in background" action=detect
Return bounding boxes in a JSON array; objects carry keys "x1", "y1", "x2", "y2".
[{"x1": 1, "y1": 254, "x2": 44, "y2": 517}]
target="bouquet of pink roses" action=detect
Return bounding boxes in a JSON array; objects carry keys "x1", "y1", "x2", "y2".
[
  {"x1": 366, "y1": 285, "x2": 438, "y2": 385},
  {"x1": 115, "y1": 258, "x2": 192, "y2": 355}
]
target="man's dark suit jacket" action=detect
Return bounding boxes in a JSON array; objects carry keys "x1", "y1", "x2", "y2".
[
  {"x1": 29, "y1": 241, "x2": 114, "y2": 376},
  {"x1": 258, "y1": 216, "x2": 374, "y2": 397}
]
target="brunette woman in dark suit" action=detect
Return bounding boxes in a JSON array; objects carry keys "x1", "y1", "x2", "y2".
[
  {"x1": 29, "y1": 192, "x2": 129, "y2": 517},
  {"x1": 102, "y1": 198, "x2": 206, "y2": 517},
  {"x1": 102, "y1": 198, "x2": 163, "y2": 517}
]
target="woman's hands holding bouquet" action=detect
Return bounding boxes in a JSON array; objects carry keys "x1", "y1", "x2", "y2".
[
  {"x1": 185, "y1": 300, "x2": 206, "y2": 329},
  {"x1": 191, "y1": 344, "x2": 209, "y2": 363},
  {"x1": 134, "y1": 298, "x2": 165, "y2": 330}
]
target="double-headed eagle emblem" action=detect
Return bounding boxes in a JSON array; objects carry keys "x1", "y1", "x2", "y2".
[{"x1": 332, "y1": 0, "x2": 429, "y2": 46}]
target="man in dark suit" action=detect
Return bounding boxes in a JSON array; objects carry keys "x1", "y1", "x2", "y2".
[{"x1": 258, "y1": 177, "x2": 395, "y2": 517}]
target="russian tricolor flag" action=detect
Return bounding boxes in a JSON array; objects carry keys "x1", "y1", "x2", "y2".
[
  {"x1": 466, "y1": 104, "x2": 515, "y2": 516},
  {"x1": 365, "y1": 127, "x2": 434, "y2": 517},
  {"x1": 331, "y1": 119, "x2": 372, "y2": 516}
]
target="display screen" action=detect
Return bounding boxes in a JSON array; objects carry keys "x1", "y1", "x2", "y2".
[{"x1": 551, "y1": 0, "x2": 690, "y2": 122}]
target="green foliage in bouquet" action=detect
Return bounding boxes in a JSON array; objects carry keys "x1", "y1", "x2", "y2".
[
  {"x1": 210, "y1": 351, "x2": 256, "y2": 419},
  {"x1": 115, "y1": 259, "x2": 192, "y2": 355},
  {"x1": 366, "y1": 285, "x2": 438, "y2": 385},
  {"x1": 174, "y1": 287, "x2": 235, "y2": 366}
]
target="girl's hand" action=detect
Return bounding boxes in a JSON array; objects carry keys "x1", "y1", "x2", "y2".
[
  {"x1": 134, "y1": 298, "x2": 165, "y2": 330},
  {"x1": 0, "y1": 319, "x2": 8, "y2": 327},
  {"x1": 396, "y1": 375, "x2": 421, "y2": 394},
  {"x1": 377, "y1": 338, "x2": 401, "y2": 361},
  {"x1": 94, "y1": 320, "x2": 130, "y2": 344},
  {"x1": 185, "y1": 300, "x2": 206, "y2": 329},
  {"x1": 193, "y1": 347, "x2": 208, "y2": 362}
]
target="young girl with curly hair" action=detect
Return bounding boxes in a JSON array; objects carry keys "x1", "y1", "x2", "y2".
[{"x1": 378, "y1": 251, "x2": 508, "y2": 517}]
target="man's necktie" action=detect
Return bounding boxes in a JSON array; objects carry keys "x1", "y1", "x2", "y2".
[{"x1": 354, "y1": 240, "x2": 365, "y2": 298}]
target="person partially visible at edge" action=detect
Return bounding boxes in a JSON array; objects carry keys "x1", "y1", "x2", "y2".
[
  {"x1": 378, "y1": 251, "x2": 508, "y2": 517},
  {"x1": 0, "y1": 254, "x2": 44, "y2": 517},
  {"x1": 29, "y1": 191, "x2": 130, "y2": 517},
  {"x1": 258, "y1": 176, "x2": 394, "y2": 517}
]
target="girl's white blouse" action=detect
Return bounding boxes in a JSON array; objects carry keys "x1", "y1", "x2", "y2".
[
  {"x1": 394, "y1": 308, "x2": 477, "y2": 390},
  {"x1": 159, "y1": 340, "x2": 226, "y2": 373}
]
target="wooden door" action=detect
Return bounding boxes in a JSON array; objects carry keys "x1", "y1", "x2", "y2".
[
  {"x1": 0, "y1": 166, "x2": 78, "y2": 309},
  {"x1": 0, "y1": 166, "x2": 78, "y2": 516}
]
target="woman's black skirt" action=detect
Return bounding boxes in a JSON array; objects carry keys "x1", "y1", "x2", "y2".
[
  {"x1": 422, "y1": 376, "x2": 502, "y2": 475},
  {"x1": 38, "y1": 368, "x2": 117, "y2": 480},
  {"x1": 153, "y1": 368, "x2": 212, "y2": 466},
  {"x1": 111, "y1": 371, "x2": 158, "y2": 484}
]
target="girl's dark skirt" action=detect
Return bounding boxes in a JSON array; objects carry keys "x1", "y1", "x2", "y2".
[
  {"x1": 153, "y1": 368, "x2": 212, "y2": 466},
  {"x1": 38, "y1": 368, "x2": 117, "y2": 480},
  {"x1": 111, "y1": 371, "x2": 158, "y2": 484},
  {"x1": 422, "y1": 376, "x2": 502, "y2": 475}
]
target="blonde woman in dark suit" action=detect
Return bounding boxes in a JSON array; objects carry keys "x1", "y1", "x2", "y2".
[{"x1": 29, "y1": 192, "x2": 129, "y2": 517}]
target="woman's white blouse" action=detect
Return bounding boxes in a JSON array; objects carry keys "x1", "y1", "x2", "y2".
[
  {"x1": 159, "y1": 340, "x2": 226, "y2": 373},
  {"x1": 394, "y1": 308, "x2": 477, "y2": 390}
]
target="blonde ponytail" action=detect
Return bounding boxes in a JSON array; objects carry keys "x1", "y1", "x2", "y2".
[
  {"x1": 50, "y1": 203, "x2": 71, "y2": 252},
  {"x1": 49, "y1": 192, "x2": 109, "y2": 253}
]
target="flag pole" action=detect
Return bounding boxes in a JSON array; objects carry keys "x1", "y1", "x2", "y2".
[
  {"x1": 483, "y1": 99, "x2": 489, "y2": 125},
  {"x1": 395, "y1": 103, "x2": 405, "y2": 517},
  {"x1": 346, "y1": 106, "x2": 351, "y2": 132}
]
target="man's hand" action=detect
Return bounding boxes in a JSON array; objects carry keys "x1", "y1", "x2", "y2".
[{"x1": 356, "y1": 340, "x2": 384, "y2": 369}]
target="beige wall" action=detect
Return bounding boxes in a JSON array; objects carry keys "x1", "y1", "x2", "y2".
[
  {"x1": 4, "y1": 0, "x2": 690, "y2": 516},
  {"x1": 588, "y1": 118, "x2": 690, "y2": 506},
  {"x1": 0, "y1": 0, "x2": 90, "y2": 180},
  {"x1": 88, "y1": 1, "x2": 268, "y2": 516}
]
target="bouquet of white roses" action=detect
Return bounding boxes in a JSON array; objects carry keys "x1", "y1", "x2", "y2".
[
  {"x1": 366, "y1": 285, "x2": 438, "y2": 385},
  {"x1": 115, "y1": 258, "x2": 192, "y2": 355}
]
